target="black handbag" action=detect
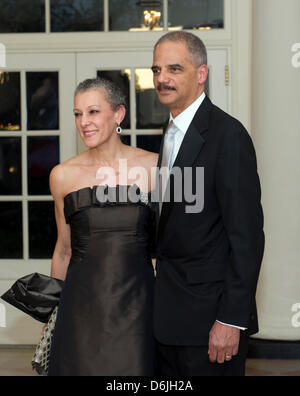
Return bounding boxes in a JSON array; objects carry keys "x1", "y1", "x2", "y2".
[
  {"x1": 1, "y1": 273, "x2": 64, "y2": 376},
  {"x1": 1, "y1": 273, "x2": 63, "y2": 323}
]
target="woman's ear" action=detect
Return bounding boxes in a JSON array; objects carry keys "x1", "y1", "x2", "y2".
[{"x1": 116, "y1": 105, "x2": 126, "y2": 126}]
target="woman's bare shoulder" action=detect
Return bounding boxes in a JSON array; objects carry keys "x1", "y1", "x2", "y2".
[{"x1": 50, "y1": 152, "x2": 88, "y2": 198}]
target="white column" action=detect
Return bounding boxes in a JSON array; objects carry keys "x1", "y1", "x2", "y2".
[{"x1": 252, "y1": 0, "x2": 300, "y2": 340}]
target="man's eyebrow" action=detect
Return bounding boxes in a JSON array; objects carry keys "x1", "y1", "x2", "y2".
[
  {"x1": 151, "y1": 64, "x2": 184, "y2": 71},
  {"x1": 168, "y1": 64, "x2": 184, "y2": 69}
]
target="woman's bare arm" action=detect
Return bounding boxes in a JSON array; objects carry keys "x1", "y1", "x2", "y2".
[{"x1": 50, "y1": 165, "x2": 72, "y2": 281}]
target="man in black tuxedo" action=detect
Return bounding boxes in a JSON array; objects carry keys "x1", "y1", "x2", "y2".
[{"x1": 152, "y1": 31, "x2": 265, "y2": 376}]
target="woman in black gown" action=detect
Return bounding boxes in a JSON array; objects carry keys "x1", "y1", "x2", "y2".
[{"x1": 48, "y1": 78, "x2": 158, "y2": 376}]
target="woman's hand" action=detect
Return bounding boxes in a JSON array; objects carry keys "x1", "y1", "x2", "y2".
[{"x1": 41, "y1": 324, "x2": 47, "y2": 336}]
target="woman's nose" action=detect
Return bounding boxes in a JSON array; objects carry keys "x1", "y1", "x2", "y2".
[{"x1": 81, "y1": 114, "x2": 90, "y2": 128}]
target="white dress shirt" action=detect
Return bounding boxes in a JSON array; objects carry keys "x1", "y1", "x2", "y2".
[
  {"x1": 168, "y1": 92, "x2": 246, "y2": 331},
  {"x1": 168, "y1": 92, "x2": 206, "y2": 169}
]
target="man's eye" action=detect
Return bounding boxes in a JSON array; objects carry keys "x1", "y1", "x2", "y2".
[
  {"x1": 74, "y1": 113, "x2": 81, "y2": 117},
  {"x1": 90, "y1": 110, "x2": 99, "y2": 114},
  {"x1": 152, "y1": 68, "x2": 160, "y2": 75}
]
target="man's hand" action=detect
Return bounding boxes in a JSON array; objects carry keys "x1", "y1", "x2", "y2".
[{"x1": 208, "y1": 321, "x2": 240, "y2": 364}]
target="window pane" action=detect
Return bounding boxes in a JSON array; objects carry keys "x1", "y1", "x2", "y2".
[
  {"x1": 0, "y1": 138, "x2": 22, "y2": 195},
  {"x1": 0, "y1": 0, "x2": 45, "y2": 33},
  {"x1": 0, "y1": 72, "x2": 21, "y2": 131},
  {"x1": 109, "y1": 0, "x2": 163, "y2": 31},
  {"x1": 28, "y1": 137, "x2": 60, "y2": 196},
  {"x1": 51, "y1": 0, "x2": 104, "y2": 32},
  {"x1": 28, "y1": 202, "x2": 57, "y2": 259},
  {"x1": 120, "y1": 135, "x2": 131, "y2": 146},
  {"x1": 0, "y1": 202, "x2": 23, "y2": 259},
  {"x1": 168, "y1": 0, "x2": 224, "y2": 30},
  {"x1": 136, "y1": 69, "x2": 169, "y2": 129},
  {"x1": 97, "y1": 70, "x2": 131, "y2": 129},
  {"x1": 26, "y1": 72, "x2": 59, "y2": 131},
  {"x1": 137, "y1": 135, "x2": 163, "y2": 154}
]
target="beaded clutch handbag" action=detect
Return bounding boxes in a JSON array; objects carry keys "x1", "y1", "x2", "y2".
[{"x1": 32, "y1": 306, "x2": 58, "y2": 376}]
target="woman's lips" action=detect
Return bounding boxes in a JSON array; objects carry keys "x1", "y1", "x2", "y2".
[{"x1": 83, "y1": 130, "x2": 97, "y2": 138}]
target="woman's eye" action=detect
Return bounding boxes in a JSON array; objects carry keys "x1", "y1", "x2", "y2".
[{"x1": 74, "y1": 113, "x2": 81, "y2": 117}]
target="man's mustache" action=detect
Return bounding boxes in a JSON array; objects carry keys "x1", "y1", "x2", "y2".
[{"x1": 157, "y1": 84, "x2": 176, "y2": 92}]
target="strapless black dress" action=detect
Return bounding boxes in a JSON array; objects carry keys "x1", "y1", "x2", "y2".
[{"x1": 48, "y1": 185, "x2": 156, "y2": 376}]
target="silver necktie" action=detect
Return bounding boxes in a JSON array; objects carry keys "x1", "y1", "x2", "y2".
[
  {"x1": 161, "y1": 121, "x2": 178, "y2": 170},
  {"x1": 159, "y1": 121, "x2": 178, "y2": 214}
]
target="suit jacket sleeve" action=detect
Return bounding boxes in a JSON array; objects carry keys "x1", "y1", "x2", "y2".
[{"x1": 215, "y1": 125, "x2": 265, "y2": 328}]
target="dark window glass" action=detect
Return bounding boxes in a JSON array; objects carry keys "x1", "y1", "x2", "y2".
[
  {"x1": 0, "y1": 72, "x2": 21, "y2": 131},
  {"x1": 0, "y1": 202, "x2": 23, "y2": 259},
  {"x1": 0, "y1": 0, "x2": 45, "y2": 33},
  {"x1": 28, "y1": 137, "x2": 60, "y2": 196},
  {"x1": 97, "y1": 70, "x2": 131, "y2": 129},
  {"x1": 109, "y1": 0, "x2": 163, "y2": 31},
  {"x1": 0, "y1": 138, "x2": 22, "y2": 195},
  {"x1": 120, "y1": 135, "x2": 131, "y2": 146},
  {"x1": 51, "y1": 0, "x2": 104, "y2": 32},
  {"x1": 28, "y1": 201, "x2": 57, "y2": 259},
  {"x1": 136, "y1": 69, "x2": 169, "y2": 129},
  {"x1": 137, "y1": 135, "x2": 163, "y2": 154},
  {"x1": 26, "y1": 72, "x2": 59, "y2": 131},
  {"x1": 168, "y1": 0, "x2": 224, "y2": 30}
]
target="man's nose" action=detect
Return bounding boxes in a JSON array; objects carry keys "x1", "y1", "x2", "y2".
[{"x1": 157, "y1": 69, "x2": 169, "y2": 84}]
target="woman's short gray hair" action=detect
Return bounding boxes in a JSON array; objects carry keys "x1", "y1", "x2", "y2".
[
  {"x1": 154, "y1": 31, "x2": 207, "y2": 67},
  {"x1": 75, "y1": 78, "x2": 126, "y2": 111}
]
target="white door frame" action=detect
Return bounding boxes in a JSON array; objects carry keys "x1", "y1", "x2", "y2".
[{"x1": 0, "y1": 53, "x2": 76, "y2": 345}]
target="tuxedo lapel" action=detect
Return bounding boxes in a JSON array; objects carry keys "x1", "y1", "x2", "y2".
[{"x1": 157, "y1": 97, "x2": 212, "y2": 238}]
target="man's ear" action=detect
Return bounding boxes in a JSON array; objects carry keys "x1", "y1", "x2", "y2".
[{"x1": 198, "y1": 64, "x2": 209, "y2": 86}]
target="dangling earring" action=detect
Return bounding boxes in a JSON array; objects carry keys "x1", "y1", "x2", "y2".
[{"x1": 116, "y1": 124, "x2": 122, "y2": 135}]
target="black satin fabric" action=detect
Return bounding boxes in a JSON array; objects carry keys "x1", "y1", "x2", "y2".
[
  {"x1": 1, "y1": 273, "x2": 63, "y2": 323},
  {"x1": 48, "y1": 185, "x2": 156, "y2": 376}
]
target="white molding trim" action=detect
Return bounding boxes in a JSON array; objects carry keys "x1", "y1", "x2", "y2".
[
  {"x1": 231, "y1": 0, "x2": 252, "y2": 131},
  {"x1": 1, "y1": 32, "x2": 233, "y2": 54}
]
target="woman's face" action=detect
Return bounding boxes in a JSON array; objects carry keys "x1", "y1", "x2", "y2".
[{"x1": 74, "y1": 89, "x2": 122, "y2": 149}]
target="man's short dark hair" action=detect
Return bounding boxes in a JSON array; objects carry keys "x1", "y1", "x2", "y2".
[{"x1": 154, "y1": 31, "x2": 207, "y2": 67}]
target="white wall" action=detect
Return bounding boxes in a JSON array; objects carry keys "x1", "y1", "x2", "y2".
[{"x1": 252, "y1": 0, "x2": 300, "y2": 340}]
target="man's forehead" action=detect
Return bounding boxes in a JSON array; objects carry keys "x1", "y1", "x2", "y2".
[
  {"x1": 155, "y1": 41, "x2": 187, "y2": 53},
  {"x1": 153, "y1": 42, "x2": 189, "y2": 64}
]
